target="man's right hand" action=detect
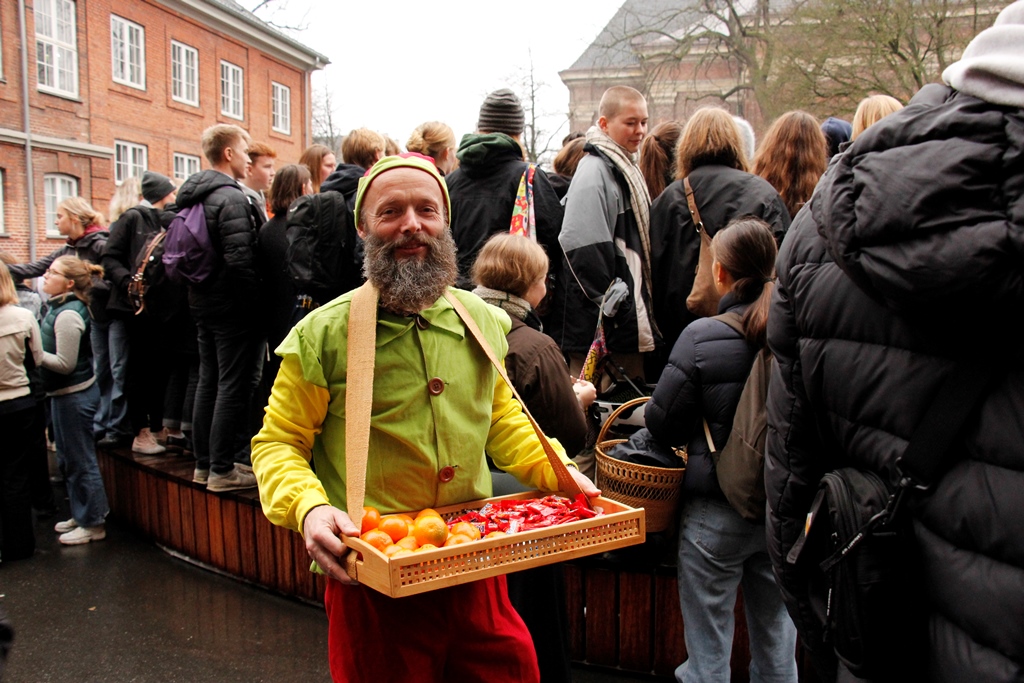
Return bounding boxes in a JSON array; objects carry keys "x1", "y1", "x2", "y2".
[{"x1": 302, "y1": 505, "x2": 361, "y2": 585}]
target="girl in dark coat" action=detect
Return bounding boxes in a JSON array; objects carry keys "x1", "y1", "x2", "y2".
[{"x1": 645, "y1": 218, "x2": 797, "y2": 683}]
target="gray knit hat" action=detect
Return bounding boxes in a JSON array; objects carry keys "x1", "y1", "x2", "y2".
[
  {"x1": 141, "y1": 171, "x2": 175, "y2": 204},
  {"x1": 477, "y1": 89, "x2": 525, "y2": 136}
]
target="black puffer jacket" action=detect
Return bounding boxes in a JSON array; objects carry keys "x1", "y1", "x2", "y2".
[
  {"x1": 7, "y1": 228, "x2": 110, "y2": 320},
  {"x1": 766, "y1": 84, "x2": 1024, "y2": 682},
  {"x1": 175, "y1": 170, "x2": 261, "y2": 316},
  {"x1": 102, "y1": 205, "x2": 182, "y2": 319},
  {"x1": 645, "y1": 294, "x2": 756, "y2": 498},
  {"x1": 320, "y1": 163, "x2": 364, "y2": 209},
  {"x1": 649, "y1": 166, "x2": 789, "y2": 357}
]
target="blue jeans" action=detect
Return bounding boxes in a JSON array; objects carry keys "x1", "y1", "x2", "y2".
[
  {"x1": 675, "y1": 496, "x2": 797, "y2": 683},
  {"x1": 51, "y1": 383, "x2": 109, "y2": 528},
  {"x1": 91, "y1": 318, "x2": 129, "y2": 439},
  {"x1": 191, "y1": 312, "x2": 264, "y2": 475}
]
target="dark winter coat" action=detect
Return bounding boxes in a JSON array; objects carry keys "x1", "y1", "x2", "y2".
[
  {"x1": 446, "y1": 134, "x2": 564, "y2": 291},
  {"x1": 257, "y1": 213, "x2": 295, "y2": 353},
  {"x1": 320, "y1": 163, "x2": 365, "y2": 210},
  {"x1": 645, "y1": 293, "x2": 756, "y2": 498},
  {"x1": 102, "y1": 204, "x2": 182, "y2": 320},
  {"x1": 175, "y1": 170, "x2": 262, "y2": 317},
  {"x1": 649, "y1": 166, "x2": 789, "y2": 358},
  {"x1": 766, "y1": 84, "x2": 1024, "y2": 682},
  {"x1": 505, "y1": 316, "x2": 587, "y2": 458}
]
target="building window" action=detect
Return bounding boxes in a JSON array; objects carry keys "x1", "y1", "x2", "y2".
[
  {"x1": 219, "y1": 60, "x2": 243, "y2": 120},
  {"x1": 114, "y1": 140, "x2": 148, "y2": 184},
  {"x1": 110, "y1": 15, "x2": 145, "y2": 89},
  {"x1": 171, "y1": 41, "x2": 198, "y2": 106},
  {"x1": 44, "y1": 174, "x2": 78, "y2": 237},
  {"x1": 272, "y1": 82, "x2": 291, "y2": 135},
  {"x1": 173, "y1": 153, "x2": 201, "y2": 182},
  {"x1": 35, "y1": 0, "x2": 79, "y2": 98}
]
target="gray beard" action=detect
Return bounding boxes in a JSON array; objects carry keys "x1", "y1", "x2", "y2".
[{"x1": 362, "y1": 229, "x2": 459, "y2": 315}]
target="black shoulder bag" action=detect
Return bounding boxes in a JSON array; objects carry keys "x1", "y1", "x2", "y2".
[{"x1": 787, "y1": 363, "x2": 994, "y2": 681}]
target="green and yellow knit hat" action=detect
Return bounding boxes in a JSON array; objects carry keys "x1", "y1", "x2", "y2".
[{"x1": 354, "y1": 153, "x2": 451, "y2": 227}]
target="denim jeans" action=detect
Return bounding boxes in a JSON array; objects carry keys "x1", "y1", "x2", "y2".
[
  {"x1": 91, "y1": 318, "x2": 129, "y2": 439},
  {"x1": 675, "y1": 496, "x2": 798, "y2": 683},
  {"x1": 191, "y1": 312, "x2": 264, "y2": 475},
  {"x1": 51, "y1": 383, "x2": 109, "y2": 528}
]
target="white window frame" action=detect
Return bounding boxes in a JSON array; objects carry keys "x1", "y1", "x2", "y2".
[
  {"x1": 0, "y1": 171, "x2": 6, "y2": 236},
  {"x1": 44, "y1": 174, "x2": 78, "y2": 238},
  {"x1": 271, "y1": 82, "x2": 291, "y2": 135},
  {"x1": 173, "y1": 153, "x2": 201, "y2": 182},
  {"x1": 170, "y1": 41, "x2": 198, "y2": 106},
  {"x1": 35, "y1": 0, "x2": 79, "y2": 98},
  {"x1": 110, "y1": 15, "x2": 145, "y2": 90},
  {"x1": 114, "y1": 140, "x2": 148, "y2": 185},
  {"x1": 219, "y1": 60, "x2": 243, "y2": 120}
]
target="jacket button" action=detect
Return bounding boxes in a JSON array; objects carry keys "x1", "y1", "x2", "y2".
[
  {"x1": 438, "y1": 466, "x2": 455, "y2": 483},
  {"x1": 415, "y1": 315, "x2": 430, "y2": 330},
  {"x1": 428, "y1": 378, "x2": 445, "y2": 396}
]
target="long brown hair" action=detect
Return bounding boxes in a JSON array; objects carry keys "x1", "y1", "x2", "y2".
[
  {"x1": 639, "y1": 120, "x2": 683, "y2": 199},
  {"x1": 268, "y1": 164, "x2": 311, "y2": 215},
  {"x1": 711, "y1": 217, "x2": 777, "y2": 347},
  {"x1": 753, "y1": 111, "x2": 828, "y2": 219},
  {"x1": 676, "y1": 108, "x2": 749, "y2": 179},
  {"x1": 298, "y1": 144, "x2": 334, "y2": 191}
]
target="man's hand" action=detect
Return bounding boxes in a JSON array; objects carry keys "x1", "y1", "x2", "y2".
[
  {"x1": 302, "y1": 505, "x2": 361, "y2": 585},
  {"x1": 569, "y1": 466, "x2": 601, "y2": 499}
]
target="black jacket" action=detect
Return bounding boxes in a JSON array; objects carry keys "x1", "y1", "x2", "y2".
[
  {"x1": 102, "y1": 204, "x2": 182, "y2": 319},
  {"x1": 645, "y1": 294, "x2": 757, "y2": 498},
  {"x1": 7, "y1": 228, "x2": 110, "y2": 321},
  {"x1": 175, "y1": 170, "x2": 262, "y2": 316},
  {"x1": 766, "y1": 84, "x2": 1024, "y2": 682},
  {"x1": 320, "y1": 163, "x2": 365, "y2": 209},
  {"x1": 649, "y1": 166, "x2": 789, "y2": 359}
]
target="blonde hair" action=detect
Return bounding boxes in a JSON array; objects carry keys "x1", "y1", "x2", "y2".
[
  {"x1": 676, "y1": 107, "x2": 750, "y2": 179},
  {"x1": 471, "y1": 234, "x2": 549, "y2": 299},
  {"x1": 342, "y1": 129, "x2": 386, "y2": 171},
  {"x1": 58, "y1": 197, "x2": 105, "y2": 228},
  {"x1": 201, "y1": 124, "x2": 250, "y2": 165},
  {"x1": 109, "y1": 177, "x2": 141, "y2": 222},
  {"x1": 851, "y1": 95, "x2": 903, "y2": 140},
  {"x1": 50, "y1": 255, "x2": 104, "y2": 305},
  {"x1": 406, "y1": 122, "x2": 456, "y2": 163},
  {"x1": 599, "y1": 86, "x2": 646, "y2": 120},
  {"x1": 0, "y1": 263, "x2": 18, "y2": 306}
]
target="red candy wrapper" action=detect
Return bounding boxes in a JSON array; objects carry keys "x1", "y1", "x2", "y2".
[{"x1": 449, "y1": 494, "x2": 600, "y2": 536}]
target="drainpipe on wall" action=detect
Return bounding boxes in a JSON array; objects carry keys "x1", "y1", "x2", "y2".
[{"x1": 17, "y1": 0, "x2": 37, "y2": 261}]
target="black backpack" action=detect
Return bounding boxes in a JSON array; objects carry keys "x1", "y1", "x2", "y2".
[
  {"x1": 127, "y1": 230, "x2": 168, "y2": 315},
  {"x1": 284, "y1": 190, "x2": 362, "y2": 305}
]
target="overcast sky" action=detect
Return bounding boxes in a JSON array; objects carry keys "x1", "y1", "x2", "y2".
[{"x1": 261, "y1": 0, "x2": 625, "y2": 150}]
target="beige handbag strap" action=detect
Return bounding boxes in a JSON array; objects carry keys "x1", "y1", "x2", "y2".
[
  {"x1": 684, "y1": 177, "x2": 704, "y2": 233},
  {"x1": 443, "y1": 291, "x2": 584, "y2": 500},
  {"x1": 345, "y1": 283, "x2": 585, "y2": 530}
]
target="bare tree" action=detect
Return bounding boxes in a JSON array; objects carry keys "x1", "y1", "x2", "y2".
[
  {"x1": 510, "y1": 54, "x2": 570, "y2": 164},
  {"x1": 311, "y1": 82, "x2": 343, "y2": 152},
  {"x1": 244, "y1": 0, "x2": 309, "y2": 32}
]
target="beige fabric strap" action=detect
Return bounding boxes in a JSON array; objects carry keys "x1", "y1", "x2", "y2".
[
  {"x1": 345, "y1": 283, "x2": 379, "y2": 531},
  {"x1": 703, "y1": 419, "x2": 717, "y2": 454},
  {"x1": 443, "y1": 292, "x2": 585, "y2": 501}
]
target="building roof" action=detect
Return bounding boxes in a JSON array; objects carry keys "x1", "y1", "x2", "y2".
[{"x1": 564, "y1": 0, "x2": 701, "y2": 73}]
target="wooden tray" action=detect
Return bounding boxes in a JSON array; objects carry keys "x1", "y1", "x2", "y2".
[{"x1": 343, "y1": 491, "x2": 645, "y2": 598}]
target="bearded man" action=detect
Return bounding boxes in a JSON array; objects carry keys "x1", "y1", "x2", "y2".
[{"x1": 251, "y1": 154, "x2": 598, "y2": 683}]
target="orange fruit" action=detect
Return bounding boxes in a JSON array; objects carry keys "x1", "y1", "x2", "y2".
[
  {"x1": 360, "y1": 528, "x2": 392, "y2": 553},
  {"x1": 360, "y1": 506, "x2": 381, "y2": 535},
  {"x1": 485, "y1": 530, "x2": 507, "y2": 539},
  {"x1": 391, "y1": 549, "x2": 415, "y2": 559},
  {"x1": 396, "y1": 514, "x2": 416, "y2": 529},
  {"x1": 379, "y1": 516, "x2": 410, "y2": 543},
  {"x1": 415, "y1": 543, "x2": 438, "y2": 552},
  {"x1": 396, "y1": 536, "x2": 419, "y2": 551},
  {"x1": 450, "y1": 521, "x2": 481, "y2": 541},
  {"x1": 384, "y1": 544, "x2": 405, "y2": 558},
  {"x1": 416, "y1": 508, "x2": 443, "y2": 520},
  {"x1": 413, "y1": 516, "x2": 448, "y2": 547},
  {"x1": 444, "y1": 534, "x2": 472, "y2": 547}
]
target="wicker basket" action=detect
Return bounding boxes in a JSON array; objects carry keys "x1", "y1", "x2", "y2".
[
  {"x1": 343, "y1": 491, "x2": 644, "y2": 597},
  {"x1": 595, "y1": 397, "x2": 686, "y2": 533}
]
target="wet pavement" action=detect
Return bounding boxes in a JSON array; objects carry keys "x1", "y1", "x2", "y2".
[{"x1": 1, "y1": 490, "x2": 658, "y2": 683}]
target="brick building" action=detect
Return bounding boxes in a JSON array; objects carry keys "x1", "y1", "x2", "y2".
[{"x1": 0, "y1": 0, "x2": 327, "y2": 260}]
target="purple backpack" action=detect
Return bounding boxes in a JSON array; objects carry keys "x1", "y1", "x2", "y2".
[{"x1": 162, "y1": 204, "x2": 218, "y2": 285}]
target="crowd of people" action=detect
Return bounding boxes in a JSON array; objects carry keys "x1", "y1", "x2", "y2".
[{"x1": 2, "y1": 5, "x2": 1022, "y2": 681}]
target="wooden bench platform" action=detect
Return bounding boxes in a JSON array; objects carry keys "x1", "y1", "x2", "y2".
[{"x1": 96, "y1": 445, "x2": 814, "y2": 681}]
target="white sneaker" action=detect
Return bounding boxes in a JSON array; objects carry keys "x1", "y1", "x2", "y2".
[
  {"x1": 59, "y1": 525, "x2": 106, "y2": 545},
  {"x1": 132, "y1": 428, "x2": 167, "y2": 455},
  {"x1": 54, "y1": 518, "x2": 78, "y2": 533},
  {"x1": 207, "y1": 466, "x2": 257, "y2": 493},
  {"x1": 193, "y1": 468, "x2": 210, "y2": 485}
]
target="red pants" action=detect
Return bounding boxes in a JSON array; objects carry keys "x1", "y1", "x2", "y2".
[{"x1": 324, "y1": 575, "x2": 540, "y2": 683}]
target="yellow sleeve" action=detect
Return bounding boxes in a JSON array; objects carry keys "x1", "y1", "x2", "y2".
[
  {"x1": 251, "y1": 354, "x2": 332, "y2": 534},
  {"x1": 486, "y1": 374, "x2": 577, "y2": 491}
]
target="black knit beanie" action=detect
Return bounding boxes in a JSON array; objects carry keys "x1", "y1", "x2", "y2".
[
  {"x1": 141, "y1": 171, "x2": 176, "y2": 204},
  {"x1": 477, "y1": 89, "x2": 525, "y2": 136}
]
